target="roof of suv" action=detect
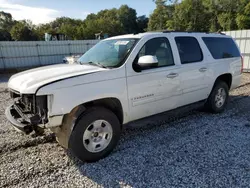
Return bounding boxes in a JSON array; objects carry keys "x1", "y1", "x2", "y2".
[{"x1": 106, "y1": 31, "x2": 231, "y2": 40}]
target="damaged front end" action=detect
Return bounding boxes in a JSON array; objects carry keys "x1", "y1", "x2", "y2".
[{"x1": 5, "y1": 90, "x2": 48, "y2": 134}]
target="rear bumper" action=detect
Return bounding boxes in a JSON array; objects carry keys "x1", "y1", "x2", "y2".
[{"x1": 5, "y1": 105, "x2": 33, "y2": 134}]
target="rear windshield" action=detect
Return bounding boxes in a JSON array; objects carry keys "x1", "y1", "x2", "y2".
[{"x1": 202, "y1": 37, "x2": 240, "y2": 59}]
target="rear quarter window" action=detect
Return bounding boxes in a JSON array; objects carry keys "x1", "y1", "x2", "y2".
[{"x1": 202, "y1": 37, "x2": 240, "y2": 59}]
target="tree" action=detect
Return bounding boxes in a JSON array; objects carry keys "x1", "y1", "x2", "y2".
[
  {"x1": 78, "y1": 5, "x2": 145, "y2": 39},
  {"x1": 59, "y1": 24, "x2": 77, "y2": 40},
  {"x1": 168, "y1": 0, "x2": 210, "y2": 32},
  {"x1": 82, "y1": 8, "x2": 123, "y2": 39},
  {"x1": 202, "y1": 0, "x2": 221, "y2": 32},
  {"x1": 236, "y1": 1, "x2": 250, "y2": 29},
  {"x1": 0, "y1": 11, "x2": 15, "y2": 31},
  {"x1": 153, "y1": 0, "x2": 174, "y2": 5},
  {"x1": 218, "y1": 13, "x2": 235, "y2": 31},
  {"x1": 136, "y1": 15, "x2": 149, "y2": 33},
  {"x1": 34, "y1": 23, "x2": 51, "y2": 40},
  {"x1": 217, "y1": 0, "x2": 239, "y2": 31},
  {"x1": 203, "y1": 0, "x2": 241, "y2": 31},
  {"x1": 118, "y1": 5, "x2": 138, "y2": 34},
  {"x1": 0, "y1": 6, "x2": 149, "y2": 41},
  {"x1": 10, "y1": 22, "x2": 36, "y2": 41},
  {"x1": 148, "y1": 1, "x2": 174, "y2": 31},
  {"x1": 8, "y1": 1, "x2": 250, "y2": 41},
  {"x1": 0, "y1": 29, "x2": 11, "y2": 41},
  {"x1": 149, "y1": 0, "x2": 250, "y2": 32},
  {"x1": 0, "y1": 11, "x2": 15, "y2": 40}
]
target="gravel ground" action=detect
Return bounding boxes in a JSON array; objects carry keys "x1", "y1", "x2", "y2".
[{"x1": 1, "y1": 74, "x2": 250, "y2": 188}]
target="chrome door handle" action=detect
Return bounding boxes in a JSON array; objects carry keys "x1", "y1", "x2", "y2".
[
  {"x1": 167, "y1": 73, "x2": 179, "y2": 78},
  {"x1": 199, "y1": 67, "x2": 207, "y2": 72}
]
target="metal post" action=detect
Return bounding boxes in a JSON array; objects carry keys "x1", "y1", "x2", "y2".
[
  {"x1": 68, "y1": 43, "x2": 71, "y2": 56},
  {"x1": 86, "y1": 43, "x2": 90, "y2": 53},
  {"x1": 242, "y1": 30, "x2": 247, "y2": 71},
  {"x1": 36, "y1": 43, "x2": 42, "y2": 66},
  {"x1": 239, "y1": 30, "x2": 242, "y2": 54},
  {"x1": 0, "y1": 44, "x2": 6, "y2": 72}
]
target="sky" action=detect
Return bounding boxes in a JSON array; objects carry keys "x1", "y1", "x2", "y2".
[{"x1": 0, "y1": 0, "x2": 156, "y2": 25}]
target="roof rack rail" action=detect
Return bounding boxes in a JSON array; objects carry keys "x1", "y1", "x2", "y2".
[
  {"x1": 162, "y1": 30, "x2": 226, "y2": 35},
  {"x1": 162, "y1": 30, "x2": 206, "y2": 33},
  {"x1": 216, "y1": 31, "x2": 226, "y2": 35}
]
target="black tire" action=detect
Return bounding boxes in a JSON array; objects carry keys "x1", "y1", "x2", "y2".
[
  {"x1": 205, "y1": 81, "x2": 229, "y2": 113},
  {"x1": 69, "y1": 106, "x2": 121, "y2": 162}
]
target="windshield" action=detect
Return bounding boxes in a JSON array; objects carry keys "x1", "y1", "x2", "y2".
[{"x1": 78, "y1": 38, "x2": 138, "y2": 68}]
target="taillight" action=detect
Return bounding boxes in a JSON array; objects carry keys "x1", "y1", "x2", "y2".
[{"x1": 241, "y1": 55, "x2": 244, "y2": 74}]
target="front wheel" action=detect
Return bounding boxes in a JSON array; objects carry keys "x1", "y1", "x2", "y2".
[
  {"x1": 69, "y1": 107, "x2": 121, "y2": 162},
  {"x1": 205, "y1": 81, "x2": 229, "y2": 113}
]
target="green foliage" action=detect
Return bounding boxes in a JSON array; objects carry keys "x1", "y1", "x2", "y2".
[
  {"x1": 0, "y1": 11, "x2": 15, "y2": 41},
  {"x1": 236, "y1": 1, "x2": 250, "y2": 29},
  {"x1": 137, "y1": 16, "x2": 149, "y2": 33},
  {"x1": 0, "y1": 29, "x2": 11, "y2": 41},
  {"x1": 215, "y1": 0, "x2": 239, "y2": 31},
  {"x1": 118, "y1": 5, "x2": 138, "y2": 34},
  {"x1": 150, "y1": 0, "x2": 250, "y2": 32},
  {"x1": 148, "y1": 2, "x2": 174, "y2": 31},
  {"x1": 2, "y1": 1, "x2": 250, "y2": 41},
  {"x1": 0, "y1": 11, "x2": 15, "y2": 31},
  {"x1": 10, "y1": 21, "x2": 37, "y2": 41},
  {"x1": 0, "y1": 5, "x2": 149, "y2": 41},
  {"x1": 169, "y1": 0, "x2": 209, "y2": 31}
]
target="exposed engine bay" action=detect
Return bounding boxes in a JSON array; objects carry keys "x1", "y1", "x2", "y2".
[{"x1": 7, "y1": 90, "x2": 48, "y2": 134}]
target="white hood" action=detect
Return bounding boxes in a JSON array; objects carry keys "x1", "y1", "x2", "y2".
[{"x1": 8, "y1": 64, "x2": 104, "y2": 94}]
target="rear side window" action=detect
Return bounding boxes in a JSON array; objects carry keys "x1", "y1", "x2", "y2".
[
  {"x1": 175, "y1": 37, "x2": 203, "y2": 64},
  {"x1": 202, "y1": 37, "x2": 240, "y2": 59}
]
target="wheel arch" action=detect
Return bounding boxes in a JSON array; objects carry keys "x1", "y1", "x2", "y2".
[
  {"x1": 68, "y1": 97, "x2": 124, "y2": 129},
  {"x1": 53, "y1": 97, "x2": 124, "y2": 149},
  {"x1": 214, "y1": 73, "x2": 232, "y2": 89},
  {"x1": 82, "y1": 97, "x2": 124, "y2": 124}
]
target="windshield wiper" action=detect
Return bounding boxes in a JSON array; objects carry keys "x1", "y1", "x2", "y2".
[{"x1": 85, "y1": 62, "x2": 108, "y2": 68}]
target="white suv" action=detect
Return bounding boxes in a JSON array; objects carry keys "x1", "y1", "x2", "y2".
[{"x1": 5, "y1": 31, "x2": 242, "y2": 162}]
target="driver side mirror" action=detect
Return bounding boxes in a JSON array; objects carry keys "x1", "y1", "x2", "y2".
[{"x1": 138, "y1": 55, "x2": 158, "y2": 69}]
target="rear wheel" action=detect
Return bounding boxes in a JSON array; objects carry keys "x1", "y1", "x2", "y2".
[
  {"x1": 69, "y1": 106, "x2": 121, "y2": 162},
  {"x1": 205, "y1": 81, "x2": 229, "y2": 113}
]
